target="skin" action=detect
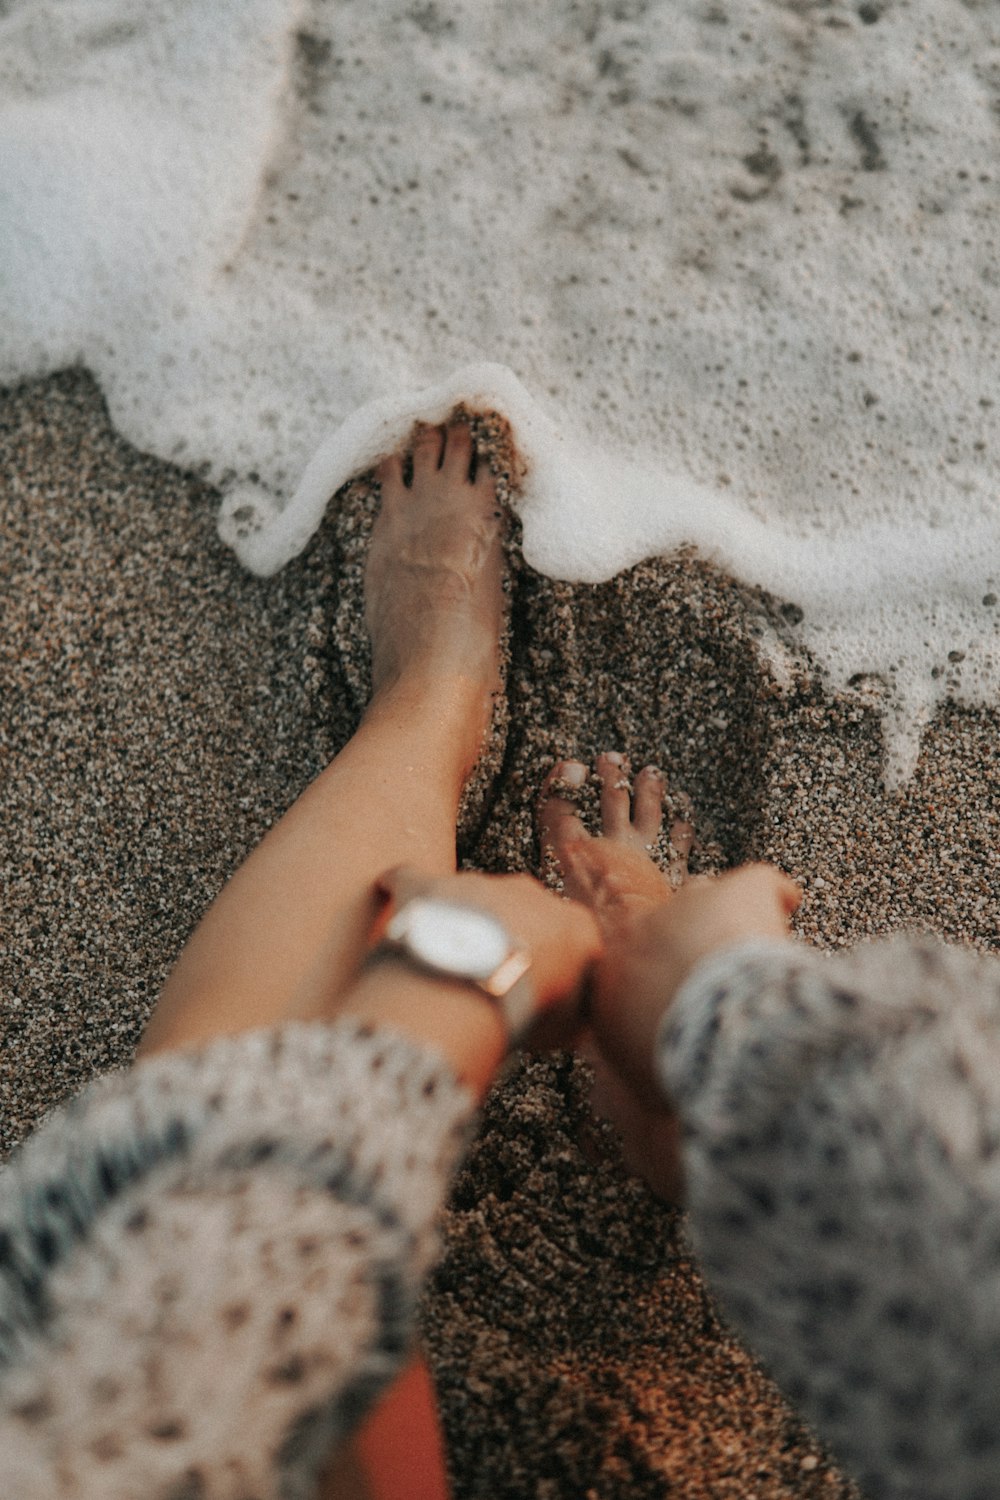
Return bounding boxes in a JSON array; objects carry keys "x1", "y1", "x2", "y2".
[{"x1": 538, "y1": 755, "x2": 801, "y2": 1199}]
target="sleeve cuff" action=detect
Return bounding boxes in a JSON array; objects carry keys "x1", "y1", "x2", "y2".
[{"x1": 654, "y1": 939, "x2": 810, "y2": 1113}]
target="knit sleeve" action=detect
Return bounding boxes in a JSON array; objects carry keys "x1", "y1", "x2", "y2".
[
  {"x1": 656, "y1": 936, "x2": 1000, "y2": 1500},
  {"x1": 0, "y1": 1020, "x2": 475, "y2": 1500}
]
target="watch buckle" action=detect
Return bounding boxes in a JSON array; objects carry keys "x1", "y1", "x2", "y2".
[{"x1": 481, "y1": 949, "x2": 531, "y2": 999}]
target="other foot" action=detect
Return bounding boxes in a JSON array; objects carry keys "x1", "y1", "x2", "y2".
[
  {"x1": 540, "y1": 753, "x2": 691, "y2": 1202},
  {"x1": 538, "y1": 752, "x2": 694, "y2": 936}
]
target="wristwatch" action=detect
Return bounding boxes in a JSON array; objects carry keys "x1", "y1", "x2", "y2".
[{"x1": 368, "y1": 897, "x2": 537, "y2": 1046}]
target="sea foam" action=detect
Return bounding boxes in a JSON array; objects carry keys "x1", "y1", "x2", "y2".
[{"x1": 1, "y1": 0, "x2": 998, "y2": 784}]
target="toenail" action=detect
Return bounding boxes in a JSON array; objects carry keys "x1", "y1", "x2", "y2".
[
  {"x1": 560, "y1": 762, "x2": 586, "y2": 786},
  {"x1": 602, "y1": 751, "x2": 624, "y2": 766}
]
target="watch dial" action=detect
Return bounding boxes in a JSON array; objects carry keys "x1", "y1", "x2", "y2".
[{"x1": 406, "y1": 901, "x2": 510, "y2": 979}]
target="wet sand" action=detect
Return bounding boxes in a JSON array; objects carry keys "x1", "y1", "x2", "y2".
[{"x1": 3, "y1": 369, "x2": 999, "y2": 1497}]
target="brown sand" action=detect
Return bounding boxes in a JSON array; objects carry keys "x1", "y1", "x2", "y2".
[{"x1": 3, "y1": 369, "x2": 999, "y2": 1496}]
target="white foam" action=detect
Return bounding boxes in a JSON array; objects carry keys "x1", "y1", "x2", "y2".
[{"x1": 2, "y1": 0, "x2": 999, "y2": 784}]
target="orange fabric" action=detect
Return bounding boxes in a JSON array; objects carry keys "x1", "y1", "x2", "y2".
[{"x1": 351, "y1": 1354, "x2": 451, "y2": 1500}]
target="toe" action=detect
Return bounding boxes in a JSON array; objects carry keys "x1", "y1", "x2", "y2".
[
  {"x1": 633, "y1": 765, "x2": 666, "y2": 841},
  {"x1": 441, "y1": 421, "x2": 474, "y2": 481},
  {"x1": 669, "y1": 817, "x2": 695, "y2": 861},
  {"x1": 596, "y1": 751, "x2": 632, "y2": 838},
  {"x1": 538, "y1": 761, "x2": 589, "y2": 854},
  {"x1": 412, "y1": 425, "x2": 445, "y2": 476},
  {"x1": 376, "y1": 451, "x2": 406, "y2": 497},
  {"x1": 666, "y1": 817, "x2": 695, "y2": 887}
]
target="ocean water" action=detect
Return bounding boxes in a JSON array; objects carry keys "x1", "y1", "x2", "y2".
[{"x1": 1, "y1": 0, "x2": 998, "y2": 783}]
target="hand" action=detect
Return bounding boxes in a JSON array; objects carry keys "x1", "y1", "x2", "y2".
[
  {"x1": 590, "y1": 863, "x2": 802, "y2": 1107},
  {"x1": 376, "y1": 864, "x2": 603, "y2": 1046}
]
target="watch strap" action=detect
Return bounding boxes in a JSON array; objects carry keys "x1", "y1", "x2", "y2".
[{"x1": 364, "y1": 941, "x2": 537, "y2": 1047}]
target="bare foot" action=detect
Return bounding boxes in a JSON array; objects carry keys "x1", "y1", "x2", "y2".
[
  {"x1": 539, "y1": 753, "x2": 693, "y2": 1203},
  {"x1": 366, "y1": 422, "x2": 505, "y2": 771},
  {"x1": 538, "y1": 752, "x2": 694, "y2": 936}
]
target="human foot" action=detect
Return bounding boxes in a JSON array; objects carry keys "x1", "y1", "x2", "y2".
[
  {"x1": 540, "y1": 753, "x2": 693, "y2": 1202},
  {"x1": 538, "y1": 752, "x2": 694, "y2": 937},
  {"x1": 366, "y1": 422, "x2": 506, "y2": 771}
]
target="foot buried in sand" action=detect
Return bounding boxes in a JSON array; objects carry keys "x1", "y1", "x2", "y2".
[
  {"x1": 539, "y1": 751, "x2": 692, "y2": 1202},
  {"x1": 539, "y1": 751, "x2": 694, "y2": 924}
]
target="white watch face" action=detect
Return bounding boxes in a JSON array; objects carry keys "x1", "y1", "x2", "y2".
[{"x1": 393, "y1": 899, "x2": 511, "y2": 981}]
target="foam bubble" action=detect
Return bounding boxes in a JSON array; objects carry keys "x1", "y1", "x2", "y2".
[{"x1": 2, "y1": 0, "x2": 999, "y2": 784}]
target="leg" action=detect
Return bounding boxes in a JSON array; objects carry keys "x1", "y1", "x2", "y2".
[{"x1": 139, "y1": 423, "x2": 505, "y2": 1056}]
